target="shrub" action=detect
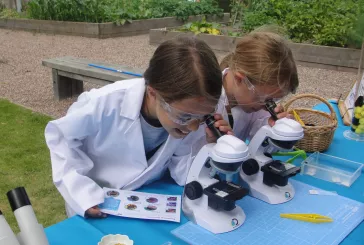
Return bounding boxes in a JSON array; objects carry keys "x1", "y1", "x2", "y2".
[
  {"x1": 240, "y1": 0, "x2": 364, "y2": 47},
  {"x1": 26, "y1": 0, "x2": 223, "y2": 24}
]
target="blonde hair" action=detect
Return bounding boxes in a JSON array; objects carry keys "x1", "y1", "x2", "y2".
[{"x1": 220, "y1": 31, "x2": 298, "y2": 93}]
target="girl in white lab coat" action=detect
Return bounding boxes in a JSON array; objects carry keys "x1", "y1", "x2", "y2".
[
  {"x1": 219, "y1": 31, "x2": 299, "y2": 141},
  {"x1": 45, "y1": 37, "x2": 232, "y2": 218}
]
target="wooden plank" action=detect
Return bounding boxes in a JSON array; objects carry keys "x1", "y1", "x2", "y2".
[
  {"x1": 289, "y1": 43, "x2": 361, "y2": 61},
  {"x1": 42, "y1": 57, "x2": 144, "y2": 82},
  {"x1": 100, "y1": 30, "x2": 148, "y2": 38},
  {"x1": 45, "y1": 56, "x2": 144, "y2": 76},
  {"x1": 198, "y1": 34, "x2": 237, "y2": 52},
  {"x1": 338, "y1": 100, "x2": 352, "y2": 126},
  {"x1": 70, "y1": 77, "x2": 84, "y2": 96},
  {"x1": 0, "y1": 13, "x2": 229, "y2": 38},
  {"x1": 0, "y1": 18, "x2": 99, "y2": 37},
  {"x1": 69, "y1": 57, "x2": 144, "y2": 78},
  {"x1": 292, "y1": 53, "x2": 362, "y2": 68},
  {"x1": 52, "y1": 69, "x2": 69, "y2": 101},
  {"x1": 295, "y1": 61, "x2": 358, "y2": 73},
  {"x1": 100, "y1": 18, "x2": 181, "y2": 36},
  {"x1": 99, "y1": 13, "x2": 229, "y2": 36},
  {"x1": 150, "y1": 28, "x2": 364, "y2": 71},
  {"x1": 149, "y1": 29, "x2": 187, "y2": 46},
  {"x1": 58, "y1": 70, "x2": 113, "y2": 86},
  {"x1": 52, "y1": 69, "x2": 84, "y2": 100}
]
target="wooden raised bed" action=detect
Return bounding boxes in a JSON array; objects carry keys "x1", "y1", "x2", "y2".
[
  {"x1": 149, "y1": 29, "x2": 363, "y2": 73},
  {"x1": 0, "y1": 13, "x2": 229, "y2": 38}
]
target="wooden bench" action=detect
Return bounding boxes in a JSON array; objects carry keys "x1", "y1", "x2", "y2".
[{"x1": 42, "y1": 56, "x2": 144, "y2": 101}]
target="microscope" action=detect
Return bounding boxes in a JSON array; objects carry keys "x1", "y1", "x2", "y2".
[
  {"x1": 0, "y1": 187, "x2": 49, "y2": 245},
  {"x1": 239, "y1": 101, "x2": 304, "y2": 204},
  {"x1": 182, "y1": 115, "x2": 250, "y2": 234}
]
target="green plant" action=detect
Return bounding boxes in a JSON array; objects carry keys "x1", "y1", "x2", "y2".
[
  {"x1": 240, "y1": 0, "x2": 364, "y2": 47},
  {"x1": 230, "y1": 0, "x2": 251, "y2": 26},
  {"x1": 173, "y1": 0, "x2": 223, "y2": 21},
  {"x1": 285, "y1": 0, "x2": 358, "y2": 46},
  {"x1": 0, "y1": 8, "x2": 24, "y2": 19},
  {"x1": 146, "y1": 0, "x2": 179, "y2": 18},
  {"x1": 26, "y1": 0, "x2": 223, "y2": 24},
  {"x1": 227, "y1": 31, "x2": 243, "y2": 37},
  {"x1": 179, "y1": 18, "x2": 221, "y2": 35},
  {"x1": 348, "y1": 14, "x2": 364, "y2": 49},
  {"x1": 241, "y1": 11, "x2": 277, "y2": 33},
  {"x1": 27, "y1": 0, "x2": 122, "y2": 23}
]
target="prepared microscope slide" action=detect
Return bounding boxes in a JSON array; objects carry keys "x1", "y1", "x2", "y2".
[{"x1": 99, "y1": 187, "x2": 181, "y2": 222}]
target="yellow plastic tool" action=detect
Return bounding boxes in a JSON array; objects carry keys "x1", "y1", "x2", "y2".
[
  {"x1": 280, "y1": 213, "x2": 333, "y2": 223},
  {"x1": 292, "y1": 110, "x2": 305, "y2": 126}
]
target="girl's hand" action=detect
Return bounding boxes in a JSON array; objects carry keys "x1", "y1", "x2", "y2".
[
  {"x1": 85, "y1": 206, "x2": 107, "y2": 218},
  {"x1": 268, "y1": 104, "x2": 293, "y2": 126},
  {"x1": 206, "y1": 114, "x2": 233, "y2": 143}
]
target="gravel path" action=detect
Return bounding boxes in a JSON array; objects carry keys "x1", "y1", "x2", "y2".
[{"x1": 0, "y1": 29, "x2": 356, "y2": 119}]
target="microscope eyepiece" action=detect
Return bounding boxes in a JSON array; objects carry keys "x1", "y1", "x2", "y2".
[
  {"x1": 7, "y1": 187, "x2": 31, "y2": 212},
  {"x1": 205, "y1": 115, "x2": 225, "y2": 139},
  {"x1": 265, "y1": 99, "x2": 278, "y2": 121}
]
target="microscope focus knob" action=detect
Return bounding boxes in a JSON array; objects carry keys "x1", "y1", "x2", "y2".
[
  {"x1": 185, "y1": 181, "x2": 203, "y2": 200},
  {"x1": 242, "y1": 159, "x2": 260, "y2": 176}
]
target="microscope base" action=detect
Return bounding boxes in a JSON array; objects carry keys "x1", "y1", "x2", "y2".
[
  {"x1": 240, "y1": 172, "x2": 295, "y2": 204},
  {"x1": 183, "y1": 196, "x2": 245, "y2": 234}
]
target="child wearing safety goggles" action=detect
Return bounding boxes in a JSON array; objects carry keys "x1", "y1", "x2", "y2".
[
  {"x1": 219, "y1": 31, "x2": 299, "y2": 141},
  {"x1": 45, "y1": 37, "x2": 232, "y2": 219}
]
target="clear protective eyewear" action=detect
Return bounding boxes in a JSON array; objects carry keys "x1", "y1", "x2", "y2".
[
  {"x1": 243, "y1": 76, "x2": 282, "y2": 104},
  {"x1": 159, "y1": 97, "x2": 217, "y2": 126}
]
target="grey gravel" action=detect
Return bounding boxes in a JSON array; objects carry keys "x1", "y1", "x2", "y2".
[{"x1": 0, "y1": 29, "x2": 357, "y2": 119}]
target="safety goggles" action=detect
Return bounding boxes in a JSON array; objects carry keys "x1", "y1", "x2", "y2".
[
  {"x1": 243, "y1": 76, "x2": 283, "y2": 104},
  {"x1": 159, "y1": 97, "x2": 217, "y2": 126}
]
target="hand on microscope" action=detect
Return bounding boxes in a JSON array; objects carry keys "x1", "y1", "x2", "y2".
[
  {"x1": 85, "y1": 206, "x2": 107, "y2": 218},
  {"x1": 205, "y1": 114, "x2": 233, "y2": 143},
  {"x1": 267, "y1": 103, "x2": 293, "y2": 126}
]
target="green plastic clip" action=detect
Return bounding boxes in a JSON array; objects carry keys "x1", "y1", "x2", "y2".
[{"x1": 272, "y1": 148, "x2": 307, "y2": 164}]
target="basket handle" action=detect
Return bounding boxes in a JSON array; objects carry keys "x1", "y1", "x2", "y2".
[{"x1": 283, "y1": 94, "x2": 337, "y2": 121}]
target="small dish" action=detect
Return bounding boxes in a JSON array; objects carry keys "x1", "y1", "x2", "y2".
[{"x1": 98, "y1": 234, "x2": 134, "y2": 245}]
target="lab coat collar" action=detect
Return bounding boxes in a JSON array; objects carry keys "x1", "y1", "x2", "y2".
[{"x1": 120, "y1": 78, "x2": 146, "y2": 120}]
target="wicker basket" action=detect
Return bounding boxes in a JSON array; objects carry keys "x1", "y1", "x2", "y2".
[{"x1": 284, "y1": 94, "x2": 338, "y2": 153}]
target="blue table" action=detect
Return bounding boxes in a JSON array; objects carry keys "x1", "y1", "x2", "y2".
[{"x1": 45, "y1": 103, "x2": 364, "y2": 245}]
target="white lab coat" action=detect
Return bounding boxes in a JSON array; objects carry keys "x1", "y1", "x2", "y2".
[
  {"x1": 45, "y1": 78, "x2": 206, "y2": 217},
  {"x1": 230, "y1": 104, "x2": 270, "y2": 142}
]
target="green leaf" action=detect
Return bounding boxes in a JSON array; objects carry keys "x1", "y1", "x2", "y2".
[
  {"x1": 211, "y1": 22, "x2": 220, "y2": 29},
  {"x1": 184, "y1": 22, "x2": 192, "y2": 29},
  {"x1": 191, "y1": 25, "x2": 199, "y2": 32}
]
